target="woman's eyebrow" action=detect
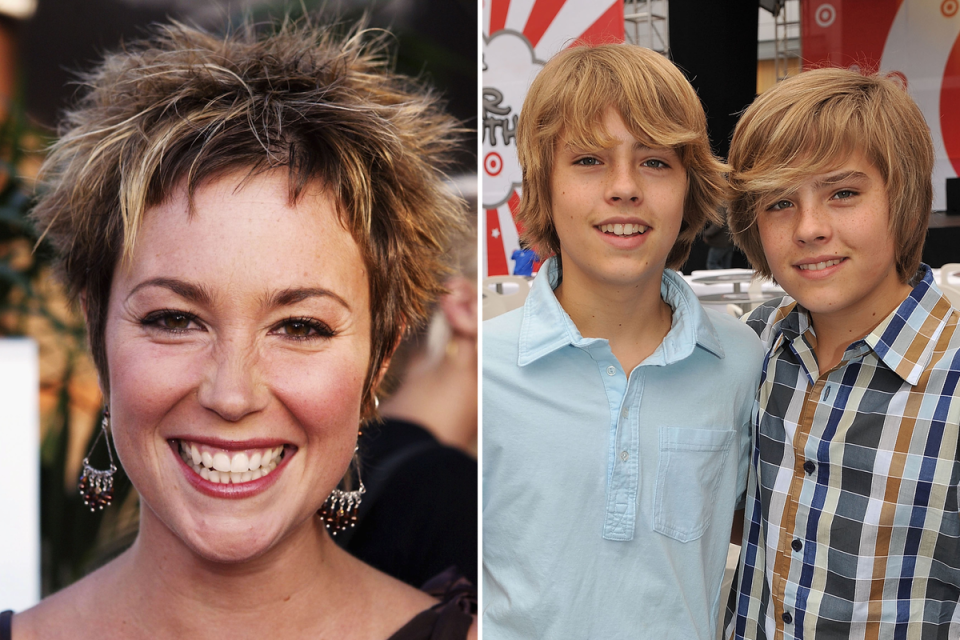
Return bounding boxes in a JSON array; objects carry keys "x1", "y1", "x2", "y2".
[
  {"x1": 126, "y1": 277, "x2": 212, "y2": 304},
  {"x1": 267, "y1": 287, "x2": 352, "y2": 311}
]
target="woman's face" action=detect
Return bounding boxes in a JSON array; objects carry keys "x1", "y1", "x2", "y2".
[{"x1": 104, "y1": 169, "x2": 371, "y2": 563}]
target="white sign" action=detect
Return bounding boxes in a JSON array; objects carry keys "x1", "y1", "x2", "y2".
[
  {"x1": 482, "y1": 30, "x2": 544, "y2": 209},
  {"x1": 0, "y1": 338, "x2": 40, "y2": 610}
]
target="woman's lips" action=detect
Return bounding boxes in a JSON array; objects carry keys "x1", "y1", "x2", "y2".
[{"x1": 170, "y1": 439, "x2": 295, "y2": 493}]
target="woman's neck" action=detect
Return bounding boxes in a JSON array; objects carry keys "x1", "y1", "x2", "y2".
[{"x1": 107, "y1": 512, "x2": 363, "y2": 637}]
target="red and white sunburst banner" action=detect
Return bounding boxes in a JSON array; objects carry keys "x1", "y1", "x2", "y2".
[
  {"x1": 482, "y1": 0, "x2": 624, "y2": 277},
  {"x1": 802, "y1": 0, "x2": 960, "y2": 210}
]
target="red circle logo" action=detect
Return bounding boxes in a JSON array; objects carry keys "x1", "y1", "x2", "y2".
[
  {"x1": 484, "y1": 151, "x2": 503, "y2": 177},
  {"x1": 944, "y1": 0, "x2": 958, "y2": 17},
  {"x1": 815, "y1": 4, "x2": 836, "y2": 28}
]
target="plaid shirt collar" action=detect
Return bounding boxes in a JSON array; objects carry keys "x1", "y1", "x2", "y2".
[{"x1": 767, "y1": 264, "x2": 954, "y2": 385}]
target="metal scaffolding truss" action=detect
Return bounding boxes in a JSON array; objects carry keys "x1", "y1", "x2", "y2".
[
  {"x1": 624, "y1": 0, "x2": 669, "y2": 54},
  {"x1": 772, "y1": 0, "x2": 802, "y2": 80}
]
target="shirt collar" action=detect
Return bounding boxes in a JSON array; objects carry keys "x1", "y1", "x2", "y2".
[
  {"x1": 516, "y1": 257, "x2": 725, "y2": 367},
  {"x1": 772, "y1": 264, "x2": 954, "y2": 385}
]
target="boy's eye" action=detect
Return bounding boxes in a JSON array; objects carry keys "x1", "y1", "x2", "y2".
[
  {"x1": 642, "y1": 159, "x2": 668, "y2": 169},
  {"x1": 766, "y1": 199, "x2": 793, "y2": 212},
  {"x1": 833, "y1": 189, "x2": 857, "y2": 200},
  {"x1": 573, "y1": 157, "x2": 601, "y2": 166}
]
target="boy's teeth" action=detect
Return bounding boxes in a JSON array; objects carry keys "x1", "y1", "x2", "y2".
[
  {"x1": 798, "y1": 258, "x2": 843, "y2": 271},
  {"x1": 600, "y1": 223, "x2": 648, "y2": 236},
  {"x1": 178, "y1": 440, "x2": 284, "y2": 484}
]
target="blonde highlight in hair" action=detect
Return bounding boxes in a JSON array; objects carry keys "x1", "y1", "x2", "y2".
[
  {"x1": 515, "y1": 43, "x2": 726, "y2": 269},
  {"x1": 31, "y1": 18, "x2": 467, "y2": 413},
  {"x1": 727, "y1": 67, "x2": 933, "y2": 282}
]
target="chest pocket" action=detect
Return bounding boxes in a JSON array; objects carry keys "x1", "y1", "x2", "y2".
[{"x1": 654, "y1": 427, "x2": 735, "y2": 543}]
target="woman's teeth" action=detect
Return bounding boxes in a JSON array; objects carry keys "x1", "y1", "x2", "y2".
[
  {"x1": 600, "y1": 223, "x2": 648, "y2": 236},
  {"x1": 178, "y1": 441, "x2": 283, "y2": 484},
  {"x1": 798, "y1": 258, "x2": 843, "y2": 271}
]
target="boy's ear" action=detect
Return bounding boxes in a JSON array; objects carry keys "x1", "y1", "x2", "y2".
[{"x1": 438, "y1": 276, "x2": 478, "y2": 339}]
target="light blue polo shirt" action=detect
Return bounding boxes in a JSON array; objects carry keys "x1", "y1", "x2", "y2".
[{"x1": 482, "y1": 258, "x2": 763, "y2": 639}]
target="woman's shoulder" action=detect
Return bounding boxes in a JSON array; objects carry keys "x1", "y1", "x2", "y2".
[
  {"x1": 385, "y1": 569, "x2": 476, "y2": 640},
  {"x1": 8, "y1": 583, "x2": 91, "y2": 639},
  {"x1": 348, "y1": 556, "x2": 475, "y2": 640},
  {"x1": 8, "y1": 559, "x2": 121, "y2": 640}
]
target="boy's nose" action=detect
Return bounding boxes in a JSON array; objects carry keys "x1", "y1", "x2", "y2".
[
  {"x1": 793, "y1": 205, "x2": 831, "y2": 244},
  {"x1": 607, "y1": 163, "x2": 642, "y2": 204}
]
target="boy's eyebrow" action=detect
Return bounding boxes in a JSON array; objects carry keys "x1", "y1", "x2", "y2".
[
  {"x1": 561, "y1": 141, "x2": 663, "y2": 153},
  {"x1": 813, "y1": 170, "x2": 870, "y2": 190}
]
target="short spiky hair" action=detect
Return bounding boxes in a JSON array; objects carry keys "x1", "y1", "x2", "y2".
[
  {"x1": 515, "y1": 43, "x2": 726, "y2": 270},
  {"x1": 31, "y1": 18, "x2": 466, "y2": 416}
]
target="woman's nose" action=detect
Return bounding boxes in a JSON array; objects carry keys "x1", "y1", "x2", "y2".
[{"x1": 196, "y1": 338, "x2": 269, "y2": 422}]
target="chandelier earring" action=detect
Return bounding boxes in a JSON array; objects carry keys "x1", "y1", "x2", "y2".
[
  {"x1": 78, "y1": 408, "x2": 118, "y2": 511},
  {"x1": 319, "y1": 397, "x2": 376, "y2": 536},
  {"x1": 319, "y1": 448, "x2": 366, "y2": 536}
]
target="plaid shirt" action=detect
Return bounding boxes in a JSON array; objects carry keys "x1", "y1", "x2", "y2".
[{"x1": 725, "y1": 265, "x2": 960, "y2": 639}]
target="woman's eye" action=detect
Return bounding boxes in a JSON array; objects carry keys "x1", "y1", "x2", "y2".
[
  {"x1": 274, "y1": 318, "x2": 336, "y2": 340},
  {"x1": 141, "y1": 310, "x2": 198, "y2": 333}
]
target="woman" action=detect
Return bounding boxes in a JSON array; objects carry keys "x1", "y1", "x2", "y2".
[{"x1": 2, "y1": 18, "x2": 474, "y2": 639}]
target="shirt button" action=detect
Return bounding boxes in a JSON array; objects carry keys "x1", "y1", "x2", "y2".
[
  {"x1": 782, "y1": 611, "x2": 793, "y2": 624},
  {"x1": 791, "y1": 539, "x2": 803, "y2": 552},
  {"x1": 620, "y1": 450, "x2": 629, "y2": 461},
  {"x1": 606, "y1": 365, "x2": 616, "y2": 376},
  {"x1": 621, "y1": 407, "x2": 629, "y2": 418},
  {"x1": 803, "y1": 460, "x2": 816, "y2": 474},
  {"x1": 822, "y1": 385, "x2": 832, "y2": 401}
]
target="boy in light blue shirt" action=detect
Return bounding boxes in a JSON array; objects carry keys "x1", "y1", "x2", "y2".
[{"x1": 482, "y1": 43, "x2": 764, "y2": 638}]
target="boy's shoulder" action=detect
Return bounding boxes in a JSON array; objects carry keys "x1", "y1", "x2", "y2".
[
  {"x1": 742, "y1": 295, "x2": 797, "y2": 349},
  {"x1": 699, "y1": 303, "x2": 766, "y2": 367},
  {"x1": 482, "y1": 306, "x2": 523, "y2": 346}
]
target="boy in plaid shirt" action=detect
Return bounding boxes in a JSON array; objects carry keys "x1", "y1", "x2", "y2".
[{"x1": 724, "y1": 68, "x2": 960, "y2": 638}]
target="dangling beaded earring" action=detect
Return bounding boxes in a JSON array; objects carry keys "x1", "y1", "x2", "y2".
[
  {"x1": 318, "y1": 396, "x2": 377, "y2": 536},
  {"x1": 319, "y1": 453, "x2": 366, "y2": 536},
  {"x1": 78, "y1": 408, "x2": 118, "y2": 512}
]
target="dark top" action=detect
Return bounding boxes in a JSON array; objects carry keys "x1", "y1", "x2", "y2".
[
  {"x1": 0, "y1": 573, "x2": 474, "y2": 639},
  {"x1": 339, "y1": 418, "x2": 478, "y2": 588}
]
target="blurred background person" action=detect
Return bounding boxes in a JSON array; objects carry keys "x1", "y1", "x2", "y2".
[{"x1": 341, "y1": 196, "x2": 477, "y2": 589}]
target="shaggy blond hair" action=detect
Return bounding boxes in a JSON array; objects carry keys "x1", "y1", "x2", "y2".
[
  {"x1": 515, "y1": 43, "x2": 726, "y2": 270},
  {"x1": 31, "y1": 19, "x2": 467, "y2": 416},
  {"x1": 727, "y1": 67, "x2": 933, "y2": 282}
]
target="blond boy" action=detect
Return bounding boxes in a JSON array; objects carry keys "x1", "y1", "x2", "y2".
[
  {"x1": 725, "y1": 68, "x2": 960, "y2": 638},
  {"x1": 482, "y1": 44, "x2": 763, "y2": 638}
]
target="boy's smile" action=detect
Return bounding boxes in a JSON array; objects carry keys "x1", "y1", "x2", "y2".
[
  {"x1": 757, "y1": 152, "x2": 912, "y2": 333},
  {"x1": 550, "y1": 108, "x2": 687, "y2": 291}
]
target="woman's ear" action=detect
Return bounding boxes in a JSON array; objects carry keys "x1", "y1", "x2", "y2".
[
  {"x1": 438, "y1": 276, "x2": 477, "y2": 339},
  {"x1": 440, "y1": 276, "x2": 480, "y2": 338}
]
